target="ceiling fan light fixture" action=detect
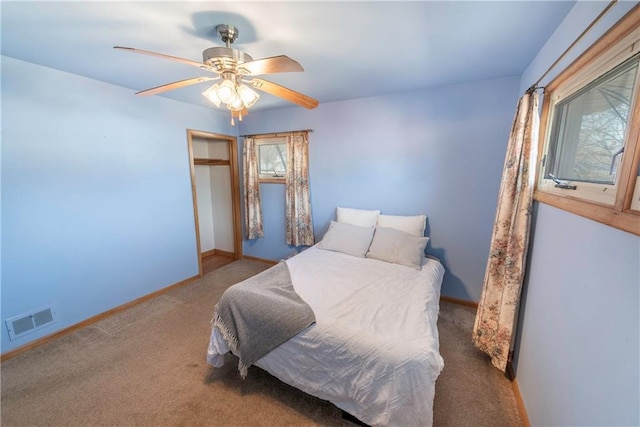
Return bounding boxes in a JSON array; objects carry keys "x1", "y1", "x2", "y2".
[
  {"x1": 227, "y1": 95, "x2": 245, "y2": 111},
  {"x1": 202, "y1": 84, "x2": 222, "y2": 107},
  {"x1": 237, "y1": 84, "x2": 260, "y2": 108},
  {"x1": 216, "y1": 79, "x2": 238, "y2": 104}
]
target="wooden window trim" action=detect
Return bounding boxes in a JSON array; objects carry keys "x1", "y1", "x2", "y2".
[
  {"x1": 533, "y1": 191, "x2": 639, "y2": 235},
  {"x1": 534, "y1": 5, "x2": 640, "y2": 236},
  {"x1": 259, "y1": 177, "x2": 286, "y2": 184}
]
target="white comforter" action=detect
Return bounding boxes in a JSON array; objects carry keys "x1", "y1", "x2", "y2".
[{"x1": 207, "y1": 246, "x2": 445, "y2": 426}]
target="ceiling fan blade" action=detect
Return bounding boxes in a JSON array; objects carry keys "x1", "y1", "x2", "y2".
[
  {"x1": 247, "y1": 78, "x2": 319, "y2": 109},
  {"x1": 135, "y1": 76, "x2": 216, "y2": 96},
  {"x1": 239, "y1": 55, "x2": 304, "y2": 75},
  {"x1": 114, "y1": 46, "x2": 214, "y2": 72}
]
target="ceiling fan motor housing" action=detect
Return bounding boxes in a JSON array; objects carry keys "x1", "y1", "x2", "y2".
[{"x1": 203, "y1": 47, "x2": 254, "y2": 73}]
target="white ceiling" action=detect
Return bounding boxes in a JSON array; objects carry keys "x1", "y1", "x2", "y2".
[{"x1": 1, "y1": 1, "x2": 576, "y2": 112}]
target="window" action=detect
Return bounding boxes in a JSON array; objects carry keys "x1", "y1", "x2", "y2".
[
  {"x1": 535, "y1": 8, "x2": 640, "y2": 236},
  {"x1": 256, "y1": 137, "x2": 287, "y2": 183}
]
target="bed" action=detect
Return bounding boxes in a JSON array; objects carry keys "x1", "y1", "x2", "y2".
[{"x1": 207, "y1": 209, "x2": 445, "y2": 426}]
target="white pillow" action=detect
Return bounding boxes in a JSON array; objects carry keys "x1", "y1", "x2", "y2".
[
  {"x1": 336, "y1": 207, "x2": 380, "y2": 227},
  {"x1": 366, "y1": 226, "x2": 429, "y2": 270},
  {"x1": 317, "y1": 221, "x2": 375, "y2": 258},
  {"x1": 376, "y1": 214, "x2": 427, "y2": 237}
]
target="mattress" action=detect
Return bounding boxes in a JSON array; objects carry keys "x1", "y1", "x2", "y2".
[{"x1": 207, "y1": 246, "x2": 445, "y2": 426}]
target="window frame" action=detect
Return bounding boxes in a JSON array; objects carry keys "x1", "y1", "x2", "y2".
[
  {"x1": 534, "y1": 6, "x2": 640, "y2": 236},
  {"x1": 255, "y1": 136, "x2": 288, "y2": 184}
]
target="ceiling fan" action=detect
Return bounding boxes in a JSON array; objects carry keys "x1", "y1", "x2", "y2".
[{"x1": 114, "y1": 24, "x2": 319, "y2": 123}]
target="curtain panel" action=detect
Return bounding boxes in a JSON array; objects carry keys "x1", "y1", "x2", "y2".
[
  {"x1": 243, "y1": 137, "x2": 264, "y2": 240},
  {"x1": 285, "y1": 132, "x2": 315, "y2": 247},
  {"x1": 472, "y1": 92, "x2": 540, "y2": 372}
]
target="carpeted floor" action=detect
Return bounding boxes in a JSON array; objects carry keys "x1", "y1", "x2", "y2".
[{"x1": 1, "y1": 259, "x2": 522, "y2": 426}]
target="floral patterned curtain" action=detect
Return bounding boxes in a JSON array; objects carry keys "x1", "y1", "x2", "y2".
[
  {"x1": 243, "y1": 137, "x2": 263, "y2": 240},
  {"x1": 285, "y1": 132, "x2": 315, "y2": 247},
  {"x1": 472, "y1": 91, "x2": 539, "y2": 372}
]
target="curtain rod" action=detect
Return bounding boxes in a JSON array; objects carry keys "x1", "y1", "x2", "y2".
[
  {"x1": 527, "y1": 0, "x2": 619, "y2": 94},
  {"x1": 240, "y1": 129, "x2": 313, "y2": 138}
]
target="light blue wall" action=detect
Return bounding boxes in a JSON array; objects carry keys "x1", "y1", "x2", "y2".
[
  {"x1": 515, "y1": 2, "x2": 640, "y2": 425},
  {"x1": 1, "y1": 56, "x2": 234, "y2": 352},
  {"x1": 518, "y1": 204, "x2": 639, "y2": 425},
  {"x1": 238, "y1": 76, "x2": 521, "y2": 301},
  {"x1": 1, "y1": 54, "x2": 519, "y2": 353}
]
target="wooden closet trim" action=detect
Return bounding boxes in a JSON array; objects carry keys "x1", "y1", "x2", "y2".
[{"x1": 186, "y1": 129, "x2": 243, "y2": 276}]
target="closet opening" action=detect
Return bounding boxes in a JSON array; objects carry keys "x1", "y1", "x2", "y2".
[{"x1": 186, "y1": 130, "x2": 242, "y2": 276}]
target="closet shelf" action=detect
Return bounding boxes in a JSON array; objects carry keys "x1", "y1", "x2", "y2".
[{"x1": 194, "y1": 158, "x2": 230, "y2": 166}]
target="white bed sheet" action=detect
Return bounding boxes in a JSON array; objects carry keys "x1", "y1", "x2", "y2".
[{"x1": 207, "y1": 246, "x2": 445, "y2": 427}]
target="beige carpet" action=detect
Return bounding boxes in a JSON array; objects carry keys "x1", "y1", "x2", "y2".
[{"x1": 1, "y1": 259, "x2": 522, "y2": 426}]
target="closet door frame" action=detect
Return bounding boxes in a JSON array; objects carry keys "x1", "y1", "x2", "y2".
[{"x1": 186, "y1": 129, "x2": 242, "y2": 277}]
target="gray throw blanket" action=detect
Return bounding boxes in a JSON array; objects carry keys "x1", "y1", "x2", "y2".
[{"x1": 212, "y1": 261, "x2": 315, "y2": 378}]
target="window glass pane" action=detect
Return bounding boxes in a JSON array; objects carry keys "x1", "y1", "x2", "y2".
[
  {"x1": 258, "y1": 143, "x2": 287, "y2": 177},
  {"x1": 548, "y1": 55, "x2": 639, "y2": 185}
]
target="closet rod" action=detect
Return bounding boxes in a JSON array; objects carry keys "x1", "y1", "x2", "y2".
[
  {"x1": 240, "y1": 129, "x2": 313, "y2": 138},
  {"x1": 527, "y1": 0, "x2": 619, "y2": 93}
]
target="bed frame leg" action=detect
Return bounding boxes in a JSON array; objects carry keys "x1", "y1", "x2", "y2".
[{"x1": 341, "y1": 410, "x2": 370, "y2": 426}]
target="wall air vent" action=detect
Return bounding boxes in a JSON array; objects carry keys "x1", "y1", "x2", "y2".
[{"x1": 5, "y1": 307, "x2": 57, "y2": 340}]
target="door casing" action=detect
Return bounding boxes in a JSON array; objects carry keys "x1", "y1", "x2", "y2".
[{"x1": 186, "y1": 129, "x2": 242, "y2": 276}]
